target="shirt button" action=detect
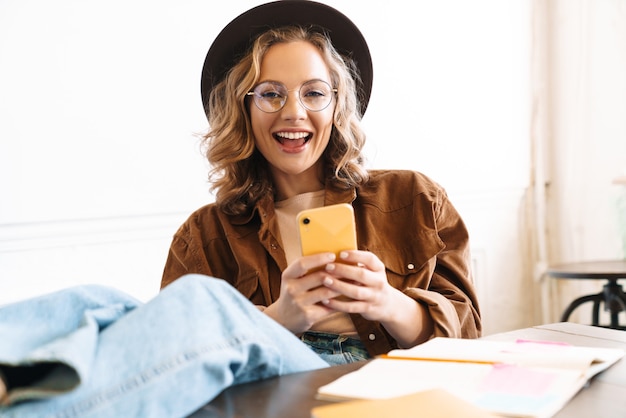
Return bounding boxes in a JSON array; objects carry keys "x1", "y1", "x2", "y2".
[
  {"x1": 368, "y1": 333, "x2": 376, "y2": 341},
  {"x1": 407, "y1": 263, "x2": 415, "y2": 270}
]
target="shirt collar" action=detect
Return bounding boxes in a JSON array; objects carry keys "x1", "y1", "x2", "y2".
[{"x1": 229, "y1": 180, "x2": 357, "y2": 226}]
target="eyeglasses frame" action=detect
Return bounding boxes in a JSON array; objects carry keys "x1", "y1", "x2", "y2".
[{"x1": 246, "y1": 79, "x2": 338, "y2": 113}]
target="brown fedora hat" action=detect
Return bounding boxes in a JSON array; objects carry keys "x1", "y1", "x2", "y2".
[{"x1": 200, "y1": 0, "x2": 373, "y2": 120}]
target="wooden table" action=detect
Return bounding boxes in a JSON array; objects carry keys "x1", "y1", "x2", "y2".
[
  {"x1": 189, "y1": 322, "x2": 626, "y2": 418},
  {"x1": 546, "y1": 259, "x2": 626, "y2": 329}
]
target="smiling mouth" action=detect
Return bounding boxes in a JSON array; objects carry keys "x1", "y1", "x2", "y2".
[{"x1": 274, "y1": 131, "x2": 312, "y2": 146}]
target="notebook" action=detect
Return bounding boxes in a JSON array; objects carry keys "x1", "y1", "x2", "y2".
[
  {"x1": 311, "y1": 389, "x2": 498, "y2": 418},
  {"x1": 315, "y1": 337, "x2": 624, "y2": 418}
]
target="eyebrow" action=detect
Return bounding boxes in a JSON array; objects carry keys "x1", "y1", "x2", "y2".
[{"x1": 254, "y1": 78, "x2": 331, "y2": 87}]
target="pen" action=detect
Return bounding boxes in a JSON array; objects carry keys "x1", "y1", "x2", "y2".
[{"x1": 377, "y1": 354, "x2": 498, "y2": 365}]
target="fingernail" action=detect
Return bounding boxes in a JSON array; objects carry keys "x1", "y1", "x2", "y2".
[
  {"x1": 325, "y1": 263, "x2": 336, "y2": 272},
  {"x1": 339, "y1": 251, "x2": 348, "y2": 259},
  {"x1": 323, "y1": 277, "x2": 333, "y2": 285}
]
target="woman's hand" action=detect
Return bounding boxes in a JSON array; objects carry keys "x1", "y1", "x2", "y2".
[
  {"x1": 263, "y1": 252, "x2": 343, "y2": 334},
  {"x1": 320, "y1": 250, "x2": 433, "y2": 348}
]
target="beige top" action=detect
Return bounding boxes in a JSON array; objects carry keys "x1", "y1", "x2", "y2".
[{"x1": 275, "y1": 191, "x2": 357, "y2": 337}]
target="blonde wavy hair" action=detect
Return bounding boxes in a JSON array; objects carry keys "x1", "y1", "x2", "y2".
[{"x1": 203, "y1": 26, "x2": 369, "y2": 216}]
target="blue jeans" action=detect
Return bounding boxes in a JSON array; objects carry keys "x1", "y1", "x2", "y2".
[
  {"x1": 0, "y1": 275, "x2": 329, "y2": 418},
  {"x1": 301, "y1": 331, "x2": 370, "y2": 365}
]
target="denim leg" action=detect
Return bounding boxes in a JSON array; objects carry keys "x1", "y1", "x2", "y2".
[
  {"x1": 0, "y1": 283, "x2": 143, "y2": 403},
  {"x1": 1, "y1": 274, "x2": 329, "y2": 418}
]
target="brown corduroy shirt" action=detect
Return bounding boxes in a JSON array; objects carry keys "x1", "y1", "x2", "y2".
[{"x1": 161, "y1": 169, "x2": 482, "y2": 356}]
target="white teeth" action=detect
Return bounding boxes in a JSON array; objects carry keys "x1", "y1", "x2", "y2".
[{"x1": 275, "y1": 132, "x2": 309, "y2": 140}]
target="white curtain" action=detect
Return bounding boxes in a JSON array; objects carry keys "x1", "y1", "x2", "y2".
[{"x1": 530, "y1": 0, "x2": 626, "y2": 324}]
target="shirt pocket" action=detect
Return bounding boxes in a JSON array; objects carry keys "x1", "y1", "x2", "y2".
[{"x1": 368, "y1": 230, "x2": 444, "y2": 289}]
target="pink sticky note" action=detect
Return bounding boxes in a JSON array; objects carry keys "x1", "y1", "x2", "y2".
[{"x1": 478, "y1": 364, "x2": 555, "y2": 396}]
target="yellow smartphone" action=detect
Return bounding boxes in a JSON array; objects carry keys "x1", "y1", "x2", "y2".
[{"x1": 296, "y1": 203, "x2": 358, "y2": 259}]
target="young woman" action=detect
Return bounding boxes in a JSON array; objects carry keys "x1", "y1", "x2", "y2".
[
  {"x1": 0, "y1": 2, "x2": 480, "y2": 417},
  {"x1": 161, "y1": 0, "x2": 481, "y2": 362}
]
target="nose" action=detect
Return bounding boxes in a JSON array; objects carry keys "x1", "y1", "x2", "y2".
[{"x1": 280, "y1": 90, "x2": 307, "y2": 120}]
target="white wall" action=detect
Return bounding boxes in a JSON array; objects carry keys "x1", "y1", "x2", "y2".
[
  {"x1": 1, "y1": 1, "x2": 532, "y2": 335},
  {"x1": 1, "y1": 0, "x2": 217, "y2": 303}
]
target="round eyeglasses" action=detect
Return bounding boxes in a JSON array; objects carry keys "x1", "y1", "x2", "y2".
[{"x1": 246, "y1": 80, "x2": 337, "y2": 113}]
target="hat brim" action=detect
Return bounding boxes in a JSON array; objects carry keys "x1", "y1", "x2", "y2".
[{"x1": 200, "y1": 0, "x2": 372, "y2": 119}]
